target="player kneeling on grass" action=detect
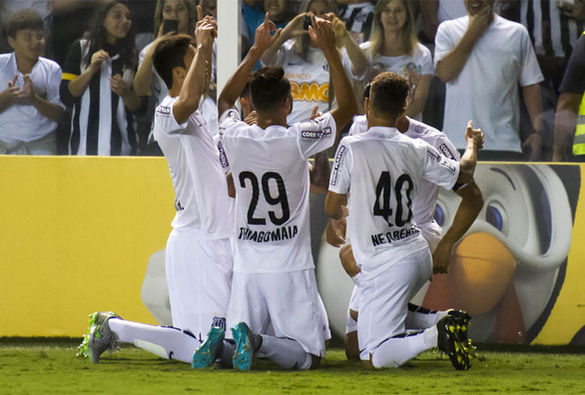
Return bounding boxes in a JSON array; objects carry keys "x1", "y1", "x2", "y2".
[
  {"x1": 327, "y1": 84, "x2": 483, "y2": 364},
  {"x1": 78, "y1": 14, "x2": 239, "y2": 367},
  {"x1": 191, "y1": 13, "x2": 358, "y2": 371},
  {"x1": 325, "y1": 72, "x2": 483, "y2": 370}
]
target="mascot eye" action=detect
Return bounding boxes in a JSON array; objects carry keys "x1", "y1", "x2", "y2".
[
  {"x1": 434, "y1": 204, "x2": 445, "y2": 227},
  {"x1": 486, "y1": 204, "x2": 503, "y2": 231}
]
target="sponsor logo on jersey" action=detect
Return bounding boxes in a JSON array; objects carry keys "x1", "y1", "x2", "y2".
[
  {"x1": 217, "y1": 140, "x2": 229, "y2": 169},
  {"x1": 438, "y1": 143, "x2": 456, "y2": 160},
  {"x1": 290, "y1": 81, "x2": 329, "y2": 102},
  {"x1": 156, "y1": 106, "x2": 172, "y2": 116},
  {"x1": 301, "y1": 127, "x2": 332, "y2": 140},
  {"x1": 330, "y1": 145, "x2": 347, "y2": 186},
  {"x1": 370, "y1": 226, "x2": 420, "y2": 247},
  {"x1": 238, "y1": 225, "x2": 298, "y2": 243}
]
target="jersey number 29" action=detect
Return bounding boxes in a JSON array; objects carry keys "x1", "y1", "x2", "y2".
[
  {"x1": 373, "y1": 171, "x2": 414, "y2": 227},
  {"x1": 239, "y1": 171, "x2": 290, "y2": 226}
]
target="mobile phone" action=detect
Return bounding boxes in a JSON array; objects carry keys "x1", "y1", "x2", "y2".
[
  {"x1": 162, "y1": 19, "x2": 179, "y2": 35},
  {"x1": 303, "y1": 15, "x2": 312, "y2": 30}
]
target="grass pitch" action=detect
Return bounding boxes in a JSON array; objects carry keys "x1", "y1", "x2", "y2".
[{"x1": 1, "y1": 339, "x2": 585, "y2": 394}]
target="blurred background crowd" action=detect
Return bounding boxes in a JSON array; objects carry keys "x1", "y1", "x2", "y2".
[{"x1": 1, "y1": 0, "x2": 584, "y2": 161}]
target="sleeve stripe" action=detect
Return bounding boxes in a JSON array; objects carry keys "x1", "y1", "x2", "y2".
[{"x1": 61, "y1": 73, "x2": 78, "y2": 81}]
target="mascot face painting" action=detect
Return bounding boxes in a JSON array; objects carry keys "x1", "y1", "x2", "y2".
[{"x1": 317, "y1": 164, "x2": 576, "y2": 343}]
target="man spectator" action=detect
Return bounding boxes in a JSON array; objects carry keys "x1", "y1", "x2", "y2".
[
  {"x1": 0, "y1": 9, "x2": 64, "y2": 154},
  {"x1": 435, "y1": 0, "x2": 545, "y2": 161},
  {"x1": 553, "y1": 32, "x2": 585, "y2": 161}
]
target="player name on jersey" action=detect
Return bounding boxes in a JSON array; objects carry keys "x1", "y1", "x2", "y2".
[
  {"x1": 238, "y1": 225, "x2": 299, "y2": 243},
  {"x1": 371, "y1": 226, "x2": 420, "y2": 247}
]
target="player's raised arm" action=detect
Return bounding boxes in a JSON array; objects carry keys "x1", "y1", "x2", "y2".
[
  {"x1": 308, "y1": 16, "x2": 357, "y2": 134},
  {"x1": 457, "y1": 121, "x2": 483, "y2": 185},
  {"x1": 173, "y1": 16, "x2": 216, "y2": 124},
  {"x1": 432, "y1": 180, "x2": 484, "y2": 274},
  {"x1": 218, "y1": 13, "x2": 282, "y2": 116}
]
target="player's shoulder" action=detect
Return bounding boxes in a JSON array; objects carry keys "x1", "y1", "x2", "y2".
[{"x1": 348, "y1": 114, "x2": 367, "y2": 136}]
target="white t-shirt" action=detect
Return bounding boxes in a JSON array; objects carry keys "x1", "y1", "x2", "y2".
[
  {"x1": 348, "y1": 115, "x2": 459, "y2": 234},
  {"x1": 360, "y1": 41, "x2": 433, "y2": 120},
  {"x1": 219, "y1": 109, "x2": 336, "y2": 273},
  {"x1": 434, "y1": 15, "x2": 544, "y2": 152},
  {"x1": 329, "y1": 127, "x2": 459, "y2": 276},
  {"x1": 268, "y1": 40, "x2": 355, "y2": 125},
  {"x1": 153, "y1": 95, "x2": 234, "y2": 238},
  {"x1": 0, "y1": 53, "x2": 63, "y2": 143}
]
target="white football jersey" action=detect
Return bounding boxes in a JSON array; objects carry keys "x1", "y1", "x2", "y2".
[
  {"x1": 153, "y1": 96, "x2": 234, "y2": 238},
  {"x1": 348, "y1": 115, "x2": 459, "y2": 231},
  {"x1": 220, "y1": 109, "x2": 336, "y2": 273},
  {"x1": 329, "y1": 127, "x2": 460, "y2": 276},
  {"x1": 268, "y1": 40, "x2": 356, "y2": 125}
]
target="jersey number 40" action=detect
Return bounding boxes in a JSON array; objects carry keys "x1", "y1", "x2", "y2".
[
  {"x1": 239, "y1": 171, "x2": 290, "y2": 226},
  {"x1": 373, "y1": 171, "x2": 414, "y2": 227}
]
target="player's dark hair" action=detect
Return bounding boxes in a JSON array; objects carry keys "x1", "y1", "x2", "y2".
[
  {"x1": 152, "y1": 34, "x2": 193, "y2": 89},
  {"x1": 250, "y1": 66, "x2": 291, "y2": 112},
  {"x1": 369, "y1": 72, "x2": 409, "y2": 118},
  {"x1": 7, "y1": 9, "x2": 43, "y2": 38}
]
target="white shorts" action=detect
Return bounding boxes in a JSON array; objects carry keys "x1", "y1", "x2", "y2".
[
  {"x1": 227, "y1": 269, "x2": 330, "y2": 357},
  {"x1": 358, "y1": 248, "x2": 432, "y2": 360},
  {"x1": 345, "y1": 285, "x2": 359, "y2": 334},
  {"x1": 345, "y1": 225, "x2": 438, "y2": 333},
  {"x1": 165, "y1": 228, "x2": 233, "y2": 341}
]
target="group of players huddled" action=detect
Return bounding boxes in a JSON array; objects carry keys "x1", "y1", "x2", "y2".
[{"x1": 78, "y1": 9, "x2": 485, "y2": 372}]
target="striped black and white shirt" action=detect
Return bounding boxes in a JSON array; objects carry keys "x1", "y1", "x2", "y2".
[
  {"x1": 517, "y1": 0, "x2": 584, "y2": 59},
  {"x1": 61, "y1": 39, "x2": 138, "y2": 155}
]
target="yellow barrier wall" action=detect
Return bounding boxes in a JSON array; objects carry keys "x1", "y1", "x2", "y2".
[{"x1": 0, "y1": 156, "x2": 174, "y2": 336}]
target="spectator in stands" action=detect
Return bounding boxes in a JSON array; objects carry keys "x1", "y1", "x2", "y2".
[
  {"x1": 60, "y1": 0, "x2": 142, "y2": 156},
  {"x1": 361, "y1": 0, "x2": 433, "y2": 120},
  {"x1": 0, "y1": 9, "x2": 64, "y2": 154},
  {"x1": 133, "y1": 0, "x2": 197, "y2": 154},
  {"x1": 553, "y1": 33, "x2": 585, "y2": 162},
  {"x1": 435, "y1": 0, "x2": 545, "y2": 161},
  {"x1": 261, "y1": 0, "x2": 368, "y2": 124},
  {"x1": 337, "y1": 0, "x2": 375, "y2": 44},
  {"x1": 498, "y1": 0, "x2": 585, "y2": 160}
]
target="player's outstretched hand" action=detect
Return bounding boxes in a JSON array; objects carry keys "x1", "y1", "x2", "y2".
[
  {"x1": 195, "y1": 17, "x2": 217, "y2": 49},
  {"x1": 464, "y1": 120, "x2": 484, "y2": 150},
  {"x1": 326, "y1": 217, "x2": 346, "y2": 247},
  {"x1": 310, "y1": 105, "x2": 322, "y2": 120},
  {"x1": 253, "y1": 12, "x2": 282, "y2": 54},
  {"x1": 307, "y1": 15, "x2": 335, "y2": 52},
  {"x1": 432, "y1": 238, "x2": 453, "y2": 275}
]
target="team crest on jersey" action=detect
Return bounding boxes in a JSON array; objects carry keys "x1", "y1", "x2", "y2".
[
  {"x1": 301, "y1": 127, "x2": 331, "y2": 140},
  {"x1": 330, "y1": 145, "x2": 347, "y2": 186}
]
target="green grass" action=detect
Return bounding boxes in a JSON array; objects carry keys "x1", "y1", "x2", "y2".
[{"x1": 1, "y1": 340, "x2": 585, "y2": 394}]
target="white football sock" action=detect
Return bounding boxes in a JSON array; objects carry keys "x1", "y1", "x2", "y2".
[
  {"x1": 258, "y1": 335, "x2": 312, "y2": 370},
  {"x1": 406, "y1": 304, "x2": 447, "y2": 329},
  {"x1": 109, "y1": 318, "x2": 201, "y2": 364},
  {"x1": 371, "y1": 327, "x2": 437, "y2": 368}
]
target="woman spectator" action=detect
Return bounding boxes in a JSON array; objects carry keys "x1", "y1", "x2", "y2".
[
  {"x1": 133, "y1": 0, "x2": 218, "y2": 152},
  {"x1": 61, "y1": 0, "x2": 141, "y2": 155},
  {"x1": 361, "y1": 0, "x2": 433, "y2": 120},
  {"x1": 261, "y1": 0, "x2": 368, "y2": 124}
]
